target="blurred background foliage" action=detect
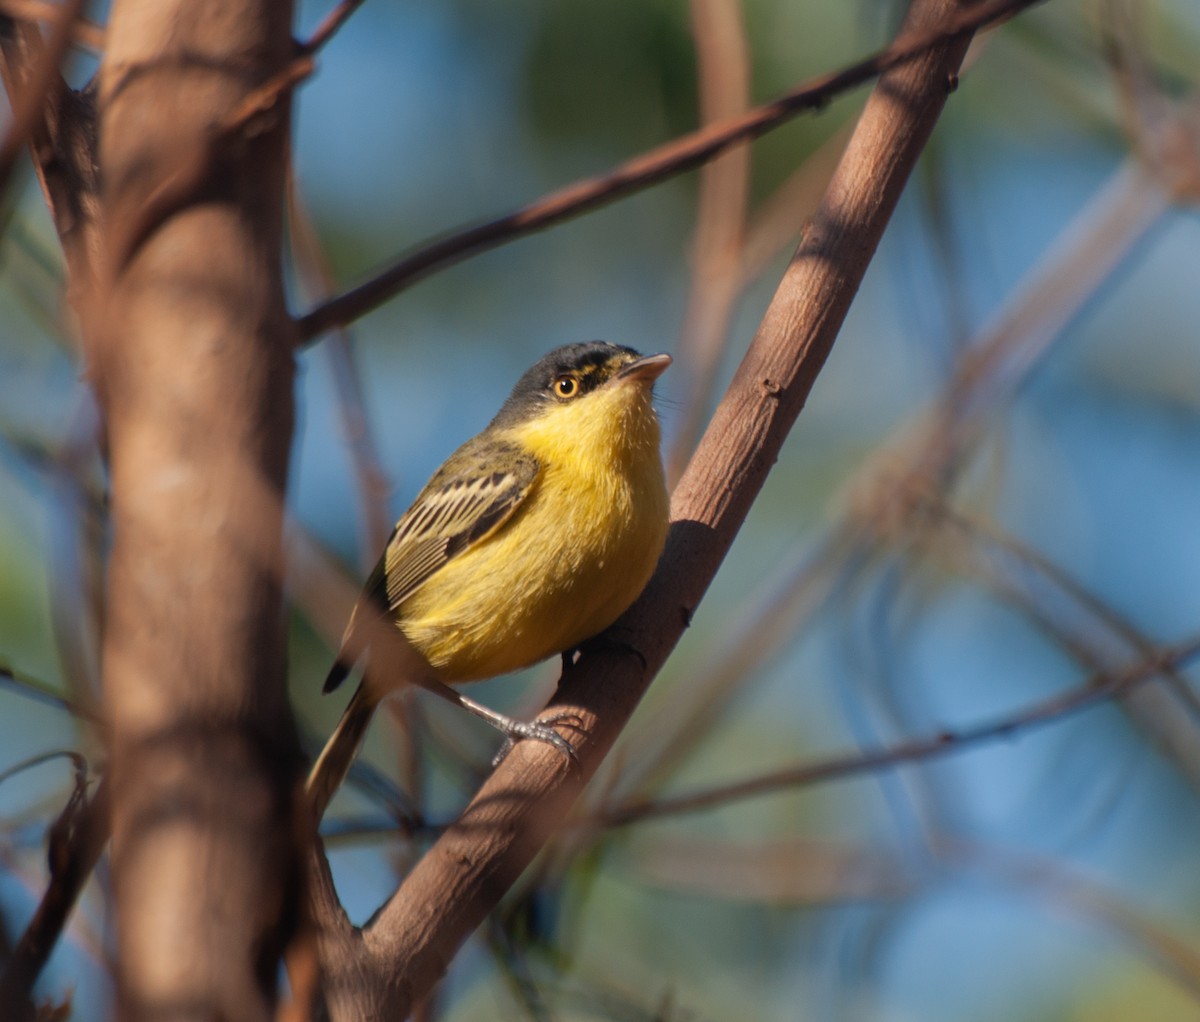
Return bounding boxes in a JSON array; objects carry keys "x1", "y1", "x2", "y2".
[{"x1": 3, "y1": 0, "x2": 1200, "y2": 1019}]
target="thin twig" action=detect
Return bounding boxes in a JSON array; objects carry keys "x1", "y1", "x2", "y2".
[
  {"x1": 0, "y1": 26, "x2": 100, "y2": 319},
  {"x1": 938, "y1": 837, "x2": 1200, "y2": 997},
  {"x1": 0, "y1": 663, "x2": 102, "y2": 724},
  {"x1": 296, "y1": 0, "x2": 1046, "y2": 344},
  {"x1": 668, "y1": 0, "x2": 751, "y2": 483},
  {"x1": 106, "y1": 52, "x2": 315, "y2": 275},
  {"x1": 0, "y1": 0, "x2": 102, "y2": 51},
  {"x1": 0, "y1": 776, "x2": 109, "y2": 1019},
  {"x1": 0, "y1": 0, "x2": 87, "y2": 210},
  {"x1": 298, "y1": 0, "x2": 366, "y2": 56},
  {"x1": 0, "y1": 749, "x2": 86, "y2": 789},
  {"x1": 286, "y1": 172, "x2": 392, "y2": 565},
  {"x1": 597, "y1": 637, "x2": 1200, "y2": 826}
]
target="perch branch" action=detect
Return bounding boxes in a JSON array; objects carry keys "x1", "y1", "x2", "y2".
[{"x1": 306, "y1": 1, "x2": 991, "y2": 1016}]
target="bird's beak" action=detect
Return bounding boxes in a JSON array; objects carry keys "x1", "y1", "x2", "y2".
[{"x1": 615, "y1": 352, "x2": 672, "y2": 385}]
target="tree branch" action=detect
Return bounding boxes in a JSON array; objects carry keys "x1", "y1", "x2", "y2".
[
  {"x1": 0, "y1": 0, "x2": 85, "y2": 205},
  {"x1": 668, "y1": 0, "x2": 752, "y2": 483},
  {"x1": 0, "y1": 0, "x2": 103, "y2": 52},
  {"x1": 598, "y1": 637, "x2": 1200, "y2": 826},
  {"x1": 0, "y1": 9, "x2": 100, "y2": 320},
  {"x1": 0, "y1": 775, "x2": 110, "y2": 1022},
  {"x1": 308, "y1": 0, "x2": 990, "y2": 1015},
  {"x1": 295, "y1": 0, "x2": 1046, "y2": 344},
  {"x1": 298, "y1": 0, "x2": 366, "y2": 56}
]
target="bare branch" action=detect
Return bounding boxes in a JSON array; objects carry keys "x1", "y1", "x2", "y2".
[
  {"x1": 0, "y1": 0, "x2": 86, "y2": 204},
  {"x1": 0, "y1": 0, "x2": 103, "y2": 52},
  {"x1": 667, "y1": 0, "x2": 751, "y2": 482},
  {"x1": 595, "y1": 131, "x2": 1189, "y2": 860},
  {"x1": 286, "y1": 174, "x2": 392, "y2": 566},
  {"x1": 599, "y1": 637, "x2": 1200, "y2": 826},
  {"x1": 104, "y1": 50, "x2": 316, "y2": 278},
  {"x1": 298, "y1": 0, "x2": 366, "y2": 56},
  {"x1": 0, "y1": 775, "x2": 109, "y2": 1021},
  {"x1": 307, "y1": 1, "x2": 989, "y2": 1014},
  {"x1": 0, "y1": 17, "x2": 100, "y2": 323},
  {"x1": 0, "y1": 663, "x2": 101, "y2": 724},
  {"x1": 296, "y1": 0, "x2": 1046, "y2": 344}
]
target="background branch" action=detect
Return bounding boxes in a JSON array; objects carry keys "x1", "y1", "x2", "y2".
[
  {"x1": 0, "y1": 0, "x2": 84, "y2": 205},
  {"x1": 295, "y1": 0, "x2": 1044, "y2": 344},
  {"x1": 0, "y1": 9, "x2": 100, "y2": 320},
  {"x1": 599, "y1": 637, "x2": 1200, "y2": 826},
  {"x1": 0, "y1": 776, "x2": 109, "y2": 1021},
  {"x1": 668, "y1": 0, "x2": 751, "y2": 483}
]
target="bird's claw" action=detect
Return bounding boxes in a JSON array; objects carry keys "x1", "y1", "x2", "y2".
[{"x1": 492, "y1": 713, "x2": 583, "y2": 769}]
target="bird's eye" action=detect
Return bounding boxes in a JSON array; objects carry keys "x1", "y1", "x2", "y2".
[{"x1": 553, "y1": 375, "x2": 579, "y2": 399}]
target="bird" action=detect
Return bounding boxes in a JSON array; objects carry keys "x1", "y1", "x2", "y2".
[{"x1": 306, "y1": 341, "x2": 671, "y2": 818}]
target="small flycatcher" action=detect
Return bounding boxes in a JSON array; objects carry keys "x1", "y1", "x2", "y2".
[{"x1": 307, "y1": 341, "x2": 671, "y2": 815}]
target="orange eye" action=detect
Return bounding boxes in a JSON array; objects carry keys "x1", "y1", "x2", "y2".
[{"x1": 553, "y1": 375, "x2": 579, "y2": 398}]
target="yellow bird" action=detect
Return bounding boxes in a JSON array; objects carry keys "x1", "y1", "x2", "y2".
[{"x1": 307, "y1": 342, "x2": 671, "y2": 816}]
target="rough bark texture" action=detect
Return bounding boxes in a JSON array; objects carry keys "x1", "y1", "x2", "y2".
[
  {"x1": 309, "y1": 0, "x2": 979, "y2": 1017},
  {"x1": 95, "y1": 1, "x2": 301, "y2": 1019}
]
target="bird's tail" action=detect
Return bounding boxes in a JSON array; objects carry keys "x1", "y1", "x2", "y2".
[
  {"x1": 323, "y1": 656, "x2": 353, "y2": 693},
  {"x1": 306, "y1": 682, "x2": 376, "y2": 822}
]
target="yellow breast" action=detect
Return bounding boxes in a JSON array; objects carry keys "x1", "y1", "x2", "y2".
[{"x1": 396, "y1": 380, "x2": 669, "y2": 682}]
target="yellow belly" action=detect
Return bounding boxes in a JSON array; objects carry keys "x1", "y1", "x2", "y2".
[{"x1": 397, "y1": 385, "x2": 668, "y2": 683}]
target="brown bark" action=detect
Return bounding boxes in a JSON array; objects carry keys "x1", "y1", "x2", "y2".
[
  {"x1": 295, "y1": 0, "x2": 1040, "y2": 344},
  {"x1": 94, "y1": 1, "x2": 301, "y2": 1018},
  {"x1": 308, "y1": 0, "x2": 980, "y2": 1016}
]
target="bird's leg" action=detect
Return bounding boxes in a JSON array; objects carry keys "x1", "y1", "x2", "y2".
[{"x1": 421, "y1": 676, "x2": 581, "y2": 768}]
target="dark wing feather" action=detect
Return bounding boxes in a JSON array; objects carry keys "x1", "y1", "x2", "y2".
[
  {"x1": 381, "y1": 461, "x2": 537, "y2": 608},
  {"x1": 324, "y1": 439, "x2": 538, "y2": 691}
]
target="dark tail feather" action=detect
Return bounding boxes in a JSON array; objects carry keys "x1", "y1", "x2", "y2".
[
  {"x1": 323, "y1": 656, "x2": 353, "y2": 694},
  {"x1": 306, "y1": 683, "x2": 376, "y2": 821}
]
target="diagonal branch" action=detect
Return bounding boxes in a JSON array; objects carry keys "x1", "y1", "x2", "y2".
[
  {"x1": 0, "y1": 0, "x2": 103, "y2": 51},
  {"x1": 598, "y1": 637, "x2": 1200, "y2": 826},
  {"x1": 306, "y1": 1, "x2": 993, "y2": 1016},
  {"x1": 0, "y1": 0, "x2": 86, "y2": 207},
  {"x1": 295, "y1": 0, "x2": 1046, "y2": 344},
  {"x1": 0, "y1": 776, "x2": 110, "y2": 1021},
  {"x1": 0, "y1": 5, "x2": 100, "y2": 317},
  {"x1": 298, "y1": 0, "x2": 366, "y2": 56}
]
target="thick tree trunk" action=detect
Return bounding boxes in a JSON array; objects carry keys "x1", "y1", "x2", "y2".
[{"x1": 95, "y1": 2, "x2": 301, "y2": 1018}]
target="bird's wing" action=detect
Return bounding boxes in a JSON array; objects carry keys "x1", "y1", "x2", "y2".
[
  {"x1": 325, "y1": 439, "x2": 538, "y2": 693},
  {"x1": 375, "y1": 440, "x2": 540, "y2": 611}
]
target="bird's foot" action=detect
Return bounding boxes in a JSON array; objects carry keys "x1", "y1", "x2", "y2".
[{"x1": 491, "y1": 711, "x2": 585, "y2": 769}]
